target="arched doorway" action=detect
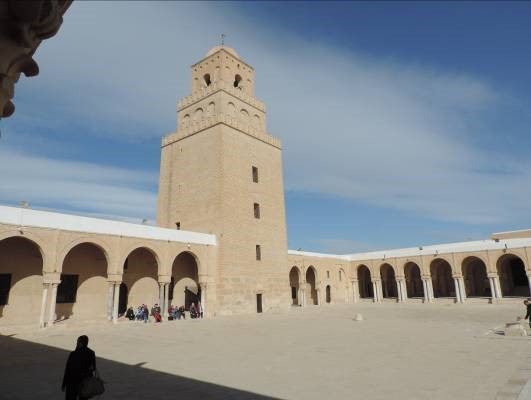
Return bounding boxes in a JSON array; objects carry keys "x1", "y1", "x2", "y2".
[
  {"x1": 380, "y1": 264, "x2": 398, "y2": 298},
  {"x1": 0, "y1": 237, "x2": 43, "y2": 325},
  {"x1": 118, "y1": 282, "x2": 128, "y2": 316},
  {"x1": 171, "y1": 251, "x2": 199, "y2": 310},
  {"x1": 357, "y1": 265, "x2": 373, "y2": 298},
  {"x1": 289, "y1": 266, "x2": 300, "y2": 305},
  {"x1": 430, "y1": 259, "x2": 454, "y2": 298},
  {"x1": 58, "y1": 243, "x2": 107, "y2": 321},
  {"x1": 305, "y1": 267, "x2": 318, "y2": 305},
  {"x1": 497, "y1": 254, "x2": 530, "y2": 297},
  {"x1": 404, "y1": 262, "x2": 424, "y2": 298},
  {"x1": 462, "y1": 256, "x2": 489, "y2": 297},
  {"x1": 325, "y1": 285, "x2": 331, "y2": 303},
  {"x1": 122, "y1": 247, "x2": 159, "y2": 310}
]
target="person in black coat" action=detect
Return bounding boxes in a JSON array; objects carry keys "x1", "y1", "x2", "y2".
[{"x1": 62, "y1": 335, "x2": 96, "y2": 400}]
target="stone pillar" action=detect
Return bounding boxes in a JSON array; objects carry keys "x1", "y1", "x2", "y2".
[
  {"x1": 47, "y1": 283, "x2": 58, "y2": 326},
  {"x1": 298, "y1": 286, "x2": 304, "y2": 306},
  {"x1": 39, "y1": 283, "x2": 49, "y2": 328},
  {"x1": 159, "y1": 283, "x2": 164, "y2": 311},
  {"x1": 528, "y1": 275, "x2": 531, "y2": 298},
  {"x1": 398, "y1": 279, "x2": 407, "y2": 302},
  {"x1": 164, "y1": 283, "x2": 170, "y2": 318},
  {"x1": 112, "y1": 282, "x2": 120, "y2": 322},
  {"x1": 488, "y1": 277, "x2": 496, "y2": 303},
  {"x1": 200, "y1": 282, "x2": 206, "y2": 317},
  {"x1": 494, "y1": 275, "x2": 502, "y2": 299},
  {"x1": 377, "y1": 280, "x2": 384, "y2": 302},
  {"x1": 316, "y1": 288, "x2": 321, "y2": 305},
  {"x1": 106, "y1": 282, "x2": 114, "y2": 320},
  {"x1": 459, "y1": 277, "x2": 467, "y2": 302},
  {"x1": 454, "y1": 278, "x2": 462, "y2": 303},
  {"x1": 372, "y1": 281, "x2": 378, "y2": 303},
  {"x1": 352, "y1": 280, "x2": 359, "y2": 303},
  {"x1": 426, "y1": 277, "x2": 435, "y2": 302},
  {"x1": 422, "y1": 279, "x2": 428, "y2": 303}
]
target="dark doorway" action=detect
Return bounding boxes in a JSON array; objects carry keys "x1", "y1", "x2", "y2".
[
  {"x1": 497, "y1": 254, "x2": 530, "y2": 297},
  {"x1": 256, "y1": 293, "x2": 263, "y2": 313},
  {"x1": 118, "y1": 282, "x2": 128, "y2": 316},
  {"x1": 184, "y1": 286, "x2": 200, "y2": 310},
  {"x1": 325, "y1": 285, "x2": 331, "y2": 303},
  {"x1": 462, "y1": 257, "x2": 489, "y2": 297},
  {"x1": 291, "y1": 286, "x2": 297, "y2": 301},
  {"x1": 357, "y1": 265, "x2": 373, "y2": 298},
  {"x1": 404, "y1": 262, "x2": 424, "y2": 298}
]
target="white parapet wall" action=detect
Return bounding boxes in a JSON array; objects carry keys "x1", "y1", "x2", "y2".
[{"x1": 0, "y1": 205, "x2": 216, "y2": 246}]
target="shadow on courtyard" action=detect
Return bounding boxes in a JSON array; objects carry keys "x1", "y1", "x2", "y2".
[{"x1": 0, "y1": 334, "x2": 281, "y2": 400}]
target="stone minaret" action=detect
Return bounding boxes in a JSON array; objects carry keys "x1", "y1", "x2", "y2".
[{"x1": 157, "y1": 46, "x2": 289, "y2": 315}]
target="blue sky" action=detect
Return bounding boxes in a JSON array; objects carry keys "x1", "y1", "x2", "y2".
[{"x1": 1, "y1": 1, "x2": 531, "y2": 253}]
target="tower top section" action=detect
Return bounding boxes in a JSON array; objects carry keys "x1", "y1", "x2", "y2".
[
  {"x1": 164, "y1": 46, "x2": 281, "y2": 150},
  {"x1": 206, "y1": 45, "x2": 239, "y2": 59},
  {"x1": 188, "y1": 45, "x2": 256, "y2": 97}
]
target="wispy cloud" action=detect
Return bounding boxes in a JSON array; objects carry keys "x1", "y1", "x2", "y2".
[{"x1": 0, "y1": 146, "x2": 157, "y2": 219}]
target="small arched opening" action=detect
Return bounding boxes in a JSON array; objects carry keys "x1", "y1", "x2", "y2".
[
  {"x1": 497, "y1": 254, "x2": 530, "y2": 297},
  {"x1": 289, "y1": 266, "x2": 300, "y2": 305},
  {"x1": 357, "y1": 265, "x2": 373, "y2": 298},
  {"x1": 233, "y1": 74, "x2": 242, "y2": 88},
  {"x1": 0, "y1": 237, "x2": 43, "y2": 325},
  {"x1": 204, "y1": 73, "x2": 211, "y2": 86},
  {"x1": 462, "y1": 256, "x2": 489, "y2": 297},
  {"x1": 404, "y1": 262, "x2": 424, "y2": 298},
  {"x1": 325, "y1": 285, "x2": 331, "y2": 303},
  {"x1": 380, "y1": 263, "x2": 398, "y2": 298},
  {"x1": 305, "y1": 267, "x2": 318, "y2": 305}
]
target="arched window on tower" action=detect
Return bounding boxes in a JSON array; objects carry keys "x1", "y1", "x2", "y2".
[
  {"x1": 204, "y1": 73, "x2": 211, "y2": 86},
  {"x1": 193, "y1": 108, "x2": 203, "y2": 122},
  {"x1": 234, "y1": 74, "x2": 242, "y2": 88},
  {"x1": 207, "y1": 102, "x2": 215, "y2": 117}
]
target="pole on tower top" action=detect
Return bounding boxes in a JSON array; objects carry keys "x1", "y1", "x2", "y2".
[{"x1": 221, "y1": 33, "x2": 226, "y2": 46}]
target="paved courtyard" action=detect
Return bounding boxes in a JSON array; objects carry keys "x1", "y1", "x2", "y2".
[{"x1": 1, "y1": 302, "x2": 530, "y2": 400}]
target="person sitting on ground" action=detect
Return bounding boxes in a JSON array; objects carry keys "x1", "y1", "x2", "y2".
[
  {"x1": 171, "y1": 305, "x2": 179, "y2": 320},
  {"x1": 125, "y1": 306, "x2": 135, "y2": 321},
  {"x1": 179, "y1": 305, "x2": 186, "y2": 320},
  {"x1": 190, "y1": 302, "x2": 198, "y2": 319},
  {"x1": 62, "y1": 335, "x2": 96, "y2": 400},
  {"x1": 142, "y1": 304, "x2": 149, "y2": 323},
  {"x1": 168, "y1": 305, "x2": 174, "y2": 320},
  {"x1": 153, "y1": 307, "x2": 162, "y2": 323},
  {"x1": 135, "y1": 306, "x2": 143, "y2": 320}
]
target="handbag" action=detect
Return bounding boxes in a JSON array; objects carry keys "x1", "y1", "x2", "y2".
[{"x1": 79, "y1": 369, "x2": 105, "y2": 399}]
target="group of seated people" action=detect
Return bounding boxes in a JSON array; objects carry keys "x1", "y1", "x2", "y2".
[{"x1": 124, "y1": 301, "x2": 203, "y2": 322}]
